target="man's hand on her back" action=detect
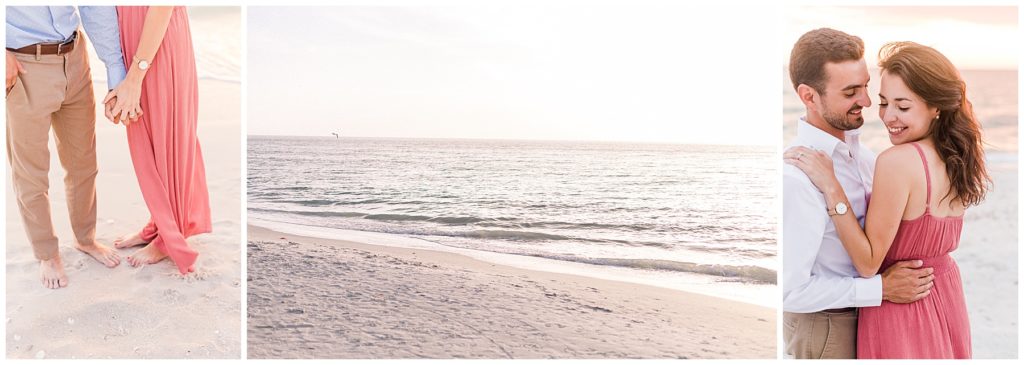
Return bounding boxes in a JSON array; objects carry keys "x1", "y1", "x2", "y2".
[{"x1": 882, "y1": 260, "x2": 935, "y2": 304}]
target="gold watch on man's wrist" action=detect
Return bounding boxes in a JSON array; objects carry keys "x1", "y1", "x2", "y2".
[{"x1": 828, "y1": 202, "x2": 848, "y2": 216}]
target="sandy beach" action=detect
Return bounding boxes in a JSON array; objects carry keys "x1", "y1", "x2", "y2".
[
  {"x1": 246, "y1": 225, "x2": 775, "y2": 359},
  {"x1": 955, "y1": 163, "x2": 1018, "y2": 359},
  {"x1": 4, "y1": 79, "x2": 241, "y2": 359}
]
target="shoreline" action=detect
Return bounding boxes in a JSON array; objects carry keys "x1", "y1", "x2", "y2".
[
  {"x1": 247, "y1": 217, "x2": 776, "y2": 306},
  {"x1": 247, "y1": 224, "x2": 776, "y2": 358}
]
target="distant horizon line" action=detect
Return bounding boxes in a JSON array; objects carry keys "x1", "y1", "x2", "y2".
[{"x1": 246, "y1": 134, "x2": 777, "y2": 147}]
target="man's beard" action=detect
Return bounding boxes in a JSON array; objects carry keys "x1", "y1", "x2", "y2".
[{"x1": 821, "y1": 101, "x2": 864, "y2": 131}]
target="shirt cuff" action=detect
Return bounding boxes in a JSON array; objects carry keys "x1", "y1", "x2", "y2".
[
  {"x1": 853, "y1": 275, "x2": 883, "y2": 307},
  {"x1": 106, "y1": 64, "x2": 128, "y2": 90}
]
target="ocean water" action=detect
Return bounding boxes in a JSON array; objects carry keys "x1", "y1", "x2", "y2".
[{"x1": 248, "y1": 137, "x2": 778, "y2": 303}]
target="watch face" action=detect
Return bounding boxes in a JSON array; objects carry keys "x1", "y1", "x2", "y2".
[
  {"x1": 836, "y1": 202, "x2": 848, "y2": 215},
  {"x1": 139, "y1": 60, "x2": 150, "y2": 70}
]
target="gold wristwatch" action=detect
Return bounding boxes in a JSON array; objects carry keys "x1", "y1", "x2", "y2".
[{"x1": 828, "y1": 202, "x2": 848, "y2": 216}]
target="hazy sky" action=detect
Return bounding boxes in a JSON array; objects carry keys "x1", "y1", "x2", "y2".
[
  {"x1": 248, "y1": 3, "x2": 780, "y2": 145},
  {"x1": 784, "y1": 6, "x2": 1018, "y2": 70}
]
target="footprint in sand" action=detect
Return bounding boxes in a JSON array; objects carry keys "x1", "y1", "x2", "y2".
[
  {"x1": 69, "y1": 257, "x2": 89, "y2": 271},
  {"x1": 177, "y1": 268, "x2": 213, "y2": 282},
  {"x1": 134, "y1": 269, "x2": 155, "y2": 283},
  {"x1": 163, "y1": 289, "x2": 185, "y2": 304}
]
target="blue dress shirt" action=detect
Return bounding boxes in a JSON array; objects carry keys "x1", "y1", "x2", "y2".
[{"x1": 6, "y1": 6, "x2": 127, "y2": 89}]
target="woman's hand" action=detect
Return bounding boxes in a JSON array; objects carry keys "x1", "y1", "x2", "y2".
[
  {"x1": 103, "y1": 72, "x2": 144, "y2": 126},
  {"x1": 783, "y1": 146, "x2": 842, "y2": 195},
  {"x1": 106, "y1": 6, "x2": 173, "y2": 126}
]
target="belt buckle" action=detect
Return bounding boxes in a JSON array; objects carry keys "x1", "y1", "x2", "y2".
[{"x1": 57, "y1": 35, "x2": 74, "y2": 55}]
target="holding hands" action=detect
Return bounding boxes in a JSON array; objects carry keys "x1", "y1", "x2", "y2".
[
  {"x1": 101, "y1": 6, "x2": 172, "y2": 126},
  {"x1": 103, "y1": 74, "x2": 144, "y2": 126},
  {"x1": 103, "y1": 93, "x2": 128, "y2": 125},
  {"x1": 103, "y1": 92, "x2": 143, "y2": 125}
]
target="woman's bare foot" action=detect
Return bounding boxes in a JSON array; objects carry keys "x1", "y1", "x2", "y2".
[
  {"x1": 113, "y1": 232, "x2": 150, "y2": 249},
  {"x1": 40, "y1": 256, "x2": 69, "y2": 289},
  {"x1": 75, "y1": 241, "x2": 121, "y2": 268},
  {"x1": 127, "y1": 243, "x2": 168, "y2": 267}
]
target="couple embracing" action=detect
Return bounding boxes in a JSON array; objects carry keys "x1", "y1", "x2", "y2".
[
  {"x1": 6, "y1": 6, "x2": 209, "y2": 288},
  {"x1": 782, "y1": 28, "x2": 988, "y2": 359}
]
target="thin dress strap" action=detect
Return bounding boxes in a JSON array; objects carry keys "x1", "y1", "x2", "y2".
[{"x1": 909, "y1": 142, "x2": 932, "y2": 212}]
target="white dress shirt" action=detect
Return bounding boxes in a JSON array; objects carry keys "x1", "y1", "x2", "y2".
[{"x1": 783, "y1": 117, "x2": 882, "y2": 313}]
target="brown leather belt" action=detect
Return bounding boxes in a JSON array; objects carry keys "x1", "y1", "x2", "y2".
[
  {"x1": 822, "y1": 307, "x2": 855, "y2": 313},
  {"x1": 7, "y1": 31, "x2": 77, "y2": 56}
]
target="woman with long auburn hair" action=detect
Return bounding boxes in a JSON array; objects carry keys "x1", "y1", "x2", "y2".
[{"x1": 785, "y1": 41, "x2": 989, "y2": 358}]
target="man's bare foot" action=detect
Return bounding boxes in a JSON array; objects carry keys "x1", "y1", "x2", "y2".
[
  {"x1": 113, "y1": 232, "x2": 150, "y2": 249},
  {"x1": 75, "y1": 241, "x2": 121, "y2": 268},
  {"x1": 127, "y1": 243, "x2": 168, "y2": 267},
  {"x1": 40, "y1": 256, "x2": 69, "y2": 289}
]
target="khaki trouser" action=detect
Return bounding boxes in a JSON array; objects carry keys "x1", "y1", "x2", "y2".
[
  {"x1": 783, "y1": 310, "x2": 858, "y2": 359},
  {"x1": 6, "y1": 34, "x2": 98, "y2": 260}
]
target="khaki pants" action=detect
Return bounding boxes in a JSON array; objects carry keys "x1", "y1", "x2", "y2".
[
  {"x1": 6, "y1": 35, "x2": 98, "y2": 260},
  {"x1": 783, "y1": 310, "x2": 858, "y2": 359}
]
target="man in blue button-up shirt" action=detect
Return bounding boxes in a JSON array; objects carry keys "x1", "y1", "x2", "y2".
[
  {"x1": 6, "y1": 6, "x2": 127, "y2": 289},
  {"x1": 6, "y1": 6, "x2": 127, "y2": 90}
]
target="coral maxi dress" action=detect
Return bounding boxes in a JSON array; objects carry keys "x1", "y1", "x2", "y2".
[
  {"x1": 117, "y1": 6, "x2": 211, "y2": 274},
  {"x1": 857, "y1": 142, "x2": 971, "y2": 358}
]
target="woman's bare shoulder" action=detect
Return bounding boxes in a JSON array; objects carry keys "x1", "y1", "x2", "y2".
[{"x1": 875, "y1": 143, "x2": 921, "y2": 175}]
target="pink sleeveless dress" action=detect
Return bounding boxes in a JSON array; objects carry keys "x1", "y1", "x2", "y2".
[
  {"x1": 857, "y1": 142, "x2": 971, "y2": 358},
  {"x1": 117, "y1": 6, "x2": 211, "y2": 274}
]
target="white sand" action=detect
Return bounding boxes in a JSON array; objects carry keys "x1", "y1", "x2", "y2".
[
  {"x1": 246, "y1": 225, "x2": 775, "y2": 359},
  {"x1": 954, "y1": 165, "x2": 1018, "y2": 359},
  {"x1": 4, "y1": 80, "x2": 241, "y2": 359}
]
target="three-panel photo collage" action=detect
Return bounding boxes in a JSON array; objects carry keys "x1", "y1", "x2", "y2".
[{"x1": 2, "y1": 2, "x2": 1019, "y2": 361}]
